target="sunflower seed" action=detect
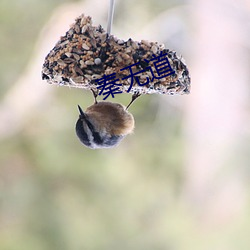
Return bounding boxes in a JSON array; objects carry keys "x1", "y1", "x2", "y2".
[
  {"x1": 82, "y1": 43, "x2": 90, "y2": 50},
  {"x1": 85, "y1": 60, "x2": 94, "y2": 65}
]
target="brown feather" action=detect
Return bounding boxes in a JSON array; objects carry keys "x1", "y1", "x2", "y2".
[{"x1": 85, "y1": 102, "x2": 134, "y2": 135}]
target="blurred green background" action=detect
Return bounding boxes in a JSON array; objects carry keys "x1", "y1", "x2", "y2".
[{"x1": 1, "y1": 0, "x2": 250, "y2": 250}]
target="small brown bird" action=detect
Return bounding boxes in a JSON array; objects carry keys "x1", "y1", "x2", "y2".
[{"x1": 75, "y1": 91, "x2": 140, "y2": 149}]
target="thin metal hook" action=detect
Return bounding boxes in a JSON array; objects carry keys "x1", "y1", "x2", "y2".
[{"x1": 107, "y1": 0, "x2": 115, "y2": 35}]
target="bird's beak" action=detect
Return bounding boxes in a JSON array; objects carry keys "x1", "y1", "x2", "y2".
[{"x1": 77, "y1": 105, "x2": 86, "y2": 119}]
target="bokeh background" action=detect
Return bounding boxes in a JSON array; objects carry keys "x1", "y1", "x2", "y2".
[{"x1": 1, "y1": 0, "x2": 250, "y2": 249}]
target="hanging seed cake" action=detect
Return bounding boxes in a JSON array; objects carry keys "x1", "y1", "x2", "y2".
[{"x1": 42, "y1": 14, "x2": 190, "y2": 95}]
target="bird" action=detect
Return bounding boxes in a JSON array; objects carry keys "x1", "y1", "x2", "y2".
[{"x1": 75, "y1": 90, "x2": 140, "y2": 149}]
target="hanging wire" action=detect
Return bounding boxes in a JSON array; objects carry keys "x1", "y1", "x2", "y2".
[{"x1": 107, "y1": 0, "x2": 115, "y2": 34}]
